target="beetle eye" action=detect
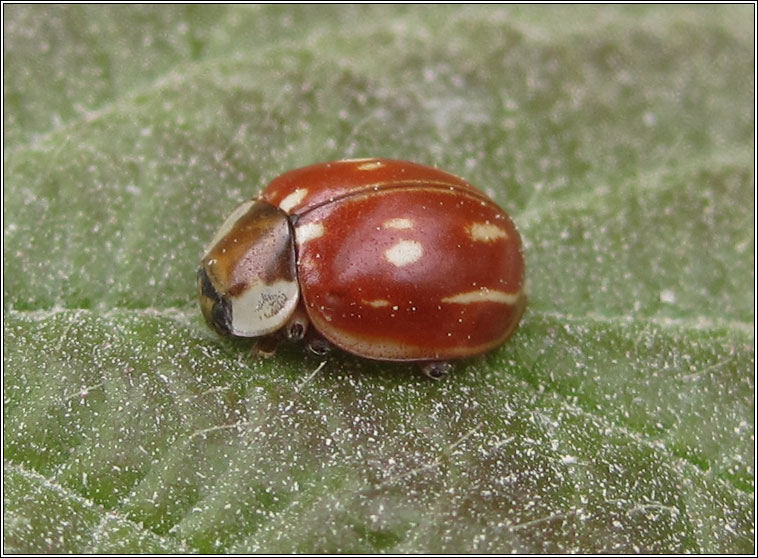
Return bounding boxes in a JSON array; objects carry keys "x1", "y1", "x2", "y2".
[{"x1": 211, "y1": 299, "x2": 232, "y2": 335}]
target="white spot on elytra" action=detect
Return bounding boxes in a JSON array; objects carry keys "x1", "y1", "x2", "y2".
[
  {"x1": 467, "y1": 222, "x2": 508, "y2": 243},
  {"x1": 383, "y1": 217, "x2": 414, "y2": 230},
  {"x1": 442, "y1": 288, "x2": 521, "y2": 305},
  {"x1": 295, "y1": 222, "x2": 325, "y2": 245},
  {"x1": 384, "y1": 240, "x2": 424, "y2": 267},
  {"x1": 279, "y1": 188, "x2": 308, "y2": 213}
]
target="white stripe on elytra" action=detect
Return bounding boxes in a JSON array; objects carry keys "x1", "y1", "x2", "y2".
[
  {"x1": 356, "y1": 160, "x2": 385, "y2": 171},
  {"x1": 442, "y1": 288, "x2": 521, "y2": 305},
  {"x1": 362, "y1": 298, "x2": 390, "y2": 308},
  {"x1": 467, "y1": 222, "x2": 508, "y2": 243}
]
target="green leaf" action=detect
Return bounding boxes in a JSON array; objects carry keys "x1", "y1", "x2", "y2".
[{"x1": 4, "y1": 5, "x2": 753, "y2": 553}]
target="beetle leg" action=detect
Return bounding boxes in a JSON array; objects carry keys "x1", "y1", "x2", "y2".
[
  {"x1": 252, "y1": 334, "x2": 281, "y2": 358},
  {"x1": 420, "y1": 361, "x2": 453, "y2": 380},
  {"x1": 285, "y1": 304, "x2": 310, "y2": 342},
  {"x1": 305, "y1": 331, "x2": 333, "y2": 356}
]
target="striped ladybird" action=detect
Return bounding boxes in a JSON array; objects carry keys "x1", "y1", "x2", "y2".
[{"x1": 198, "y1": 158, "x2": 526, "y2": 379}]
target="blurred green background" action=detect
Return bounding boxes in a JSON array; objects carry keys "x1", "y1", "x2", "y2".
[{"x1": 3, "y1": 5, "x2": 754, "y2": 553}]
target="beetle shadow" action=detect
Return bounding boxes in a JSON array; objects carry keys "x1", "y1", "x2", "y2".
[
  {"x1": 193, "y1": 324, "x2": 481, "y2": 388},
  {"x1": 262, "y1": 342, "x2": 489, "y2": 388}
]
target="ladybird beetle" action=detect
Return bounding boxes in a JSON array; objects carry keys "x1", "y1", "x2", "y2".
[{"x1": 198, "y1": 158, "x2": 526, "y2": 379}]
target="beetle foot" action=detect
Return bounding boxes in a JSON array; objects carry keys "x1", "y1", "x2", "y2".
[
  {"x1": 285, "y1": 306, "x2": 309, "y2": 342},
  {"x1": 420, "y1": 361, "x2": 452, "y2": 380},
  {"x1": 252, "y1": 334, "x2": 280, "y2": 358},
  {"x1": 306, "y1": 334, "x2": 332, "y2": 356}
]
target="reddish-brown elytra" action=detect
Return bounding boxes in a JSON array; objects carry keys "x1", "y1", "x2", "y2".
[{"x1": 199, "y1": 158, "x2": 526, "y2": 379}]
